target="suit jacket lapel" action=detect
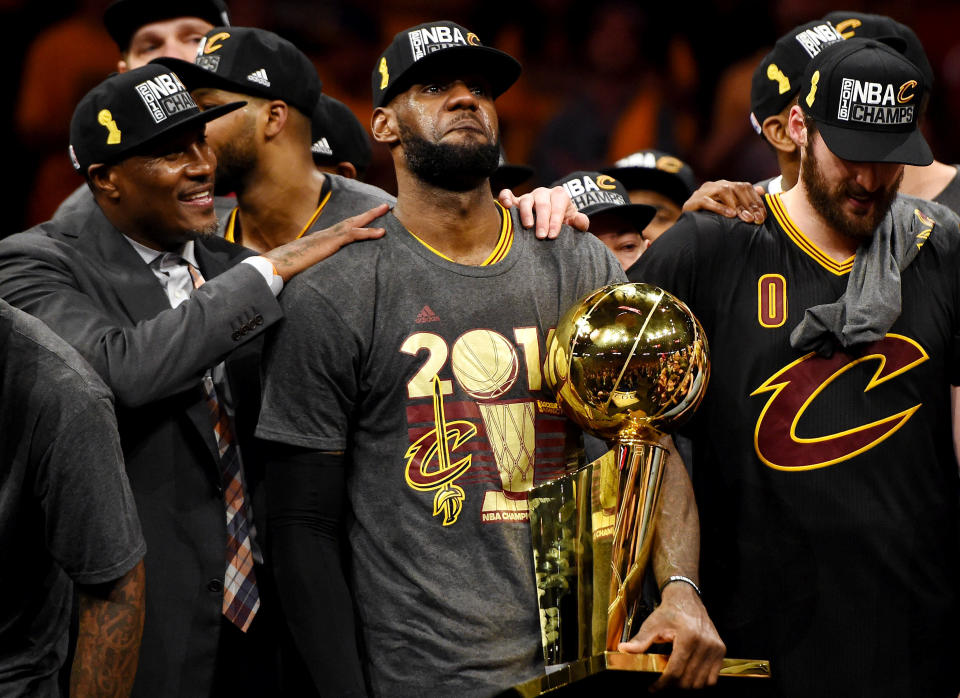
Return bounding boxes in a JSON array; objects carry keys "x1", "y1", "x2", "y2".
[{"x1": 80, "y1": 211, "x2": 223, "y2": 469}]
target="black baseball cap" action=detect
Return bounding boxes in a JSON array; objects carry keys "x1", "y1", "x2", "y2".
[
  {"x1": 103, "y1": 0, "x2": 230, "y2": 51},
  {"x1": 69, "y1": 64, "x2": 244, "y2": 173},
  {"x1": 551, "y1": 171, "x2": 655, "y2": 232},
  {"x1": 372, "y1": 21, "x2": 521, "y2": 108},
  {"x1": 823, "y1": 11, "x2": 934, "y2": 88},
  {"x1": 801, "y1": 38, "x2": 932, "y2": 166},
  {"x1": 750, "y1": 19, "x2": 846, "y2": 135},
  {"x1": 310, "y1": 95, "x2": 372, "y2": 176},
  {"x1": 601, "y1": 150, "x2": 697, "y2": 208},
  {"x1": 154, "y1": 27, "x2": 321, "y2": 115}
]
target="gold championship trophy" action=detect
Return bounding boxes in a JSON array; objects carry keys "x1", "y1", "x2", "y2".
[{"x1": 503, "y1": 283, "x2": 769, "y2": 696}]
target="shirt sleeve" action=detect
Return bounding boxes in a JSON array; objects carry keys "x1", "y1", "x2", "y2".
[
  {"x1": 37, "y1": 395, "x2": 145, "y2": 585},
  {"x1": 256, "y1": 277, "x2": 359, "y2": 451}
]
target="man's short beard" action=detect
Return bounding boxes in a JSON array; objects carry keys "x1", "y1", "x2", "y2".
[
  {"x1": 400, "y1": 122, "x2": 500, "y2": 192},
  {"x1": 213, "y1": 126, "x2": 257, "y2": 196},
  {"x1": 801, "y1": 139, "x2": 902, "y2": 242},
  {"x1": 182, "y1": 216, "x2": 220, "y2": 241}
]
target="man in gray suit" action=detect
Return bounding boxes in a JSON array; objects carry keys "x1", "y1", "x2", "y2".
[{"x1": 0, "y1": 64, "x2": 386, "y2": 697}]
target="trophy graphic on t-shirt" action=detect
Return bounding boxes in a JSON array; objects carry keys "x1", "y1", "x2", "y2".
[{"x1": 450, "y1": 329, "x2": 536, "y2": 521}]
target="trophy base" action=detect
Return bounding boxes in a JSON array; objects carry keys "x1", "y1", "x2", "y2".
[{"x1": 498, "y1": 652, "x2": 770, "y2": 697}]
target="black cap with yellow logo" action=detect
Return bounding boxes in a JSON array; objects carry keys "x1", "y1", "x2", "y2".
[
  {"x1": 68, "y1": 64, "x2": 244, "y2": 173},
  {"x1": 551, "y1": 171, "x2": 655, "y2": 233},
  {"x1": 750, "y1": 20, "x2": 846, "y2": 137},
  {"x1": 800, "y1": 38, "x2": 932, "y2": 165},
  {"x1": 70, "y1": 64, "x2": 244, "y2": 175},
  {"x1": 371, "y1": 21, "x2": 521, "y2": 109},
  {"x1": 601, "y1": 150, "x2": 697, "y2": 209},
  {"x1": 154, "y1": 26, "x2": 321, "y2": 115}
]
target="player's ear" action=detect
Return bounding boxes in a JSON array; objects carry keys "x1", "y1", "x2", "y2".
[
  {"x1": 762, "y1": 113, "x2": 796, "y2": 154},
  {"x1": 335, "y1": 161, "x2": 358, "y2": 179},
  {"x1": 371, "y1": 107, "x2": 399, "y2": 145},
  {"x1": 786, "y1": 104, "x2": 807, "y2": 148},
  {"x1": 262, "y1": 100, "x2": 289, "y2": 139},
  {"x1": 87, "y1": 163, "x2": 120, "y2": 200}
]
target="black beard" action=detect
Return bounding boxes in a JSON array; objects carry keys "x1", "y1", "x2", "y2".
[
  {"x1": 400, "y1": 124, "x2": 500, "y2": 192},
  {"x1": 802, "y1": 141, "x2": 901, "y2": 242},
  {"x1": 213, "y1": 136, "x2": 256, "y2": 196}
]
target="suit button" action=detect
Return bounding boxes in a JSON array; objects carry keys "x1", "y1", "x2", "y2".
[
  {"x1": 231, "y1": 331, "x2": 240, "y2": 341},
  {"x1": 255, "y1": 315, "x2": 263, "y2": 326},
  {"x1": 207, "y1": 579, "x2": 223, "y2": 593}
]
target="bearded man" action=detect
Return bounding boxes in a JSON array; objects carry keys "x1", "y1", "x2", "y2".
[
  {"x1": 629, "y1": 38, "x2": 960, "y2": 698},
  {"x1": 255, "y1": 20, "x2": 724, "y2": 697}
]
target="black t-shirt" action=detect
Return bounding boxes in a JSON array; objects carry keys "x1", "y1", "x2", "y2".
[
  {"x1": 628, "y1": 194, "x2": 960, "y2": 697},
  {"x1": 0, "y1": 300, "x2": 145, "y2": 696}
]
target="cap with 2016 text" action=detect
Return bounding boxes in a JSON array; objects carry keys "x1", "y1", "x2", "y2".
[
  {"x1": 69, "y1": 63, "x2": 243, "y2": 172},
  {"x1": 371, "y1": 21, "x2": 520, "y2": 108},
  {"x1": 800, "y1": 38, "x2": 932, "y2": 165}
]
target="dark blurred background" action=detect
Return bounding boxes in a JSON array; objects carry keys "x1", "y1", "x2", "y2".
[{"x1": 7, "y1": 0, "x2": 960, "y2": 235}]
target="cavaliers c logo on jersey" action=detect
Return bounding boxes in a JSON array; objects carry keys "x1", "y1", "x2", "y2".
[{"x1": 751, "y1": 334, "x2": 927, "y2": 471}]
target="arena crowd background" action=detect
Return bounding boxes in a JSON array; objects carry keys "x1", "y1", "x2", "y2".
[{"x1": 7, "y1": 0, "x2": 960, "y2": 235}]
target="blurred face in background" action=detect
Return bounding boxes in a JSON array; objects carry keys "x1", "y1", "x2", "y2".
[{"x1": 119, "y1": 17, "x2": 214, "y2": 71}]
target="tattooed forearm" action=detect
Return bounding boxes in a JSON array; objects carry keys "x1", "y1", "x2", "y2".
[{"x1": 70, "y1": 560, "x2": 145, "y2": 698}]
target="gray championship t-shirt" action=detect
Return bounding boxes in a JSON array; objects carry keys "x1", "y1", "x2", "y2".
[
  {"x1": 0, "y1": 300, "x2": 145, "y2": 696},
  {"x1": 258, "y1": 206, "x2": 623, "y2": 697}
]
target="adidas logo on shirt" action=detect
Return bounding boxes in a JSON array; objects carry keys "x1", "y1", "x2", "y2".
[
  {"x1": 415, "y1": 305, "x2": 440, "y2": 323},
  {"x1": 247, "y1": 69, "x2": 270, "y2": 87},
  {"x1": 312, "y1": 137, "x2": 333, "y2": 156}
]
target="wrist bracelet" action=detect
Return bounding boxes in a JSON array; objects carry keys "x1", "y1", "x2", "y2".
[{"x1": 659, "y1": 575, "x2": 702, "y2": 597}]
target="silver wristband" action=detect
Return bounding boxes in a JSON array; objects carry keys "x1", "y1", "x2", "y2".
[{"x1": 659, "y1": 574, "x2": 702, "y2": 597}]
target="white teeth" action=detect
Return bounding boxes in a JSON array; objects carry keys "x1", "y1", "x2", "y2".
[{"x1": 183, "y1": 191, "x2": 210, "y2": 201}]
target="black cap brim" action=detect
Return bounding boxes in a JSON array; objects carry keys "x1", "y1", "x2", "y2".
[
  {"x1": 585, "y1": 203, "x2": 656, "y2": 233},
  {"x1": 378, "y1": 46, "x2": 521, "y2": 108},
  {"x1": 817, "y1": 120, "x2": 933, "y2": 166},
  {"x1": 114, "y1": 100, "x2": 244, "y2": 164},
  {"x1": 104, "y1": 0, "x2": 229, "y2": 50},
  {"x1": 151, "y1": 57, "x2": 272, "y2": 101}
]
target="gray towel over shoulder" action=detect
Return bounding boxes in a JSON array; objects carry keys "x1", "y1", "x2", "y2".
[{"x1": 790, "y1": 195, "x2": 960, "y2": 356}]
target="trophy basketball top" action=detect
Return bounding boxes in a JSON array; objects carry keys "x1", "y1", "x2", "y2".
[{"x1": 544, "y1": 282, "x2": 709, "y2": 442}]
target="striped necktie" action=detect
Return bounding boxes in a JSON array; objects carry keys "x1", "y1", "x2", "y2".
[{"x1": 187, "y1": 262, "x2": 260, "y2": 632}]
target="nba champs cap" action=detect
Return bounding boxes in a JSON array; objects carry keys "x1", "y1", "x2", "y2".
[
  {"x1": 601, "y1": 150, "x2": 697, "y2": 208},
  {"x1": 801, "y1": 38, "x2": 932, "y2": 165},
  {"x1": 310, "y1": 95, "x2": 372, "y2": 176},
  {"x1": 103, "y1": 0, "x2": 230, "y2": 51},
  {"x1": 823, "y1": 11, "x2": 934, "y2": 87},
  {"x1": 69, "y1": 63, "x2": 243, "y2": 172},
  {"x1": 552, "y1": 171, "x2": 655, "y2": 232},
  {"x1": 750, "y1": 19, "x2": 845, "y2": 135},
  {"x1": 155, "y1": 27, "x2": 321, "y2": 115},
  {"x1": 372, "y1": 21, "x2": 521, "y2": 108}
]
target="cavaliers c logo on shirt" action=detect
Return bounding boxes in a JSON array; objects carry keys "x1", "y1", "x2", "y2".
[{"x1": 751, "y1": 334, "x2": 928, "y2": 470}]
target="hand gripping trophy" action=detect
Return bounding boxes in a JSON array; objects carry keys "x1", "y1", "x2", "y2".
[{"x1": 507, "y1": 283, "x2": 768, "y2": 694}]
